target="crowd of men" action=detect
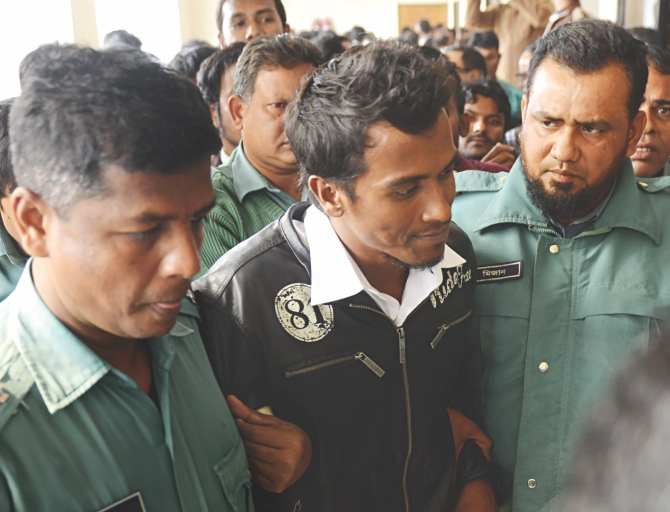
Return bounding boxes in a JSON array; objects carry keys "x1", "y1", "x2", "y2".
[{"x1": 2, "y1": 0, "x2": 670, "y2": 511}]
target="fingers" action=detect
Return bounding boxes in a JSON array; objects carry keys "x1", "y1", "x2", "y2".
[
  {"x1": 226, "y1": 395, "x2": 277, "y2": 426},
  {"x1": 236, "y1": 420, "x2": 289, "y2": 448}
]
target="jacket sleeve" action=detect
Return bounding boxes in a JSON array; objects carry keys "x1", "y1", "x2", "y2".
[
  {"x1": 197, "y1": 299, "x2": 272, "y2": 410},
  {"x1": 508, "y1": 0, "x2": 553, "y2": 29},
  {"x1": 465, "y1": 0, "x2": 497, "y2": 29},
  {"x1": 198, "y1": 208, "x2": 243, "y2": 278}
]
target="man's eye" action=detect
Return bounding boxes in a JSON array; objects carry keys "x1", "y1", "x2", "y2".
[
  {"x1": 583, "y1": 126, "x2": 600, "y2": 134},
  {"x1": 129, "y1": 227, "x2": 160, "y2": 241},
  {"x1": 488, "y1": 119, "x2": 502, "y2": 126},
  {"x1": 260, "y1": 16, "x2": 275, "y2": 23},
  {"x1": 396, "y1": 186, "x2": 418, "y2": 198},
  {"x1": 439, "y1": 169, "x2": 454, "y2": 179},
  {"x1": 270, "y1": 102, "x2": 287, "y2": 109},
  {"x1": 658, "y1": 107, "x2": 670, "y2": 116},
  {"x1": 541, "y1": 120, "x2": 556, "y2": 128},
  {"x1": 232, "y1": 21, "x2": 245, "y2": 29}
]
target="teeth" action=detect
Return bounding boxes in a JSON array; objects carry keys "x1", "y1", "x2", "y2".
[{"x1": 637, "y1": 148, "x2": 652, "y2": 152}]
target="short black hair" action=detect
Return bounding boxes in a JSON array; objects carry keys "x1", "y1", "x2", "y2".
[
  {"x1": 347, "y1": 26, "x2": 366, "y2": 43},
  {"x1": 169, "y1": 43, "x2": 217, "y2": 81},
  {"x1": 646, "y1": 44, "x2": 670, "y2": 76},
  {"x1": 467, "y1": 30, "x2": 499, "y2": 51},
  {"x1": 0, "y1": 99, "x2": 16, "y2": 197},
  {"x1": 463, "y1": 80, "x2": 511, "y2": 130},
  {"x1": 446, "y1": 45, "x2": 487, "y2": 79},
  {"x1": 627, "y1": 26, "x2": 662, "y2": 47},
  {"x1": 102, "y1": 30, "x2": 142, "y2": 50},
  {"x1": 216, "y1": 0, "x2": 287, "y2": 36},
  {"x1": 234, "y1": 34, "x2": 323, "y2": 104},
  {"x1": 311, "y1": 31, "x2": 345, "y2": 61},
  {"x1": 285, "y1": 39, "x2": 455, "y2": 197},
  {"x1": 528, "y1": 19, "x2": 648, "y2": 119},
  {"x1": 418, "y1": 20, "x2": 431, "y2": 34},
  {"x1": 197, "y1": 42, "x2": 246, "y2": 104},
  {"x1": 11, "y1": 44, "x2": 221, "y2": 213},
  {"x1": 400, "y1": 29, "x2": 419, "y2": 46},
  {"x1": 418, "y1": 46, "x2": 464, "y2": 114}
]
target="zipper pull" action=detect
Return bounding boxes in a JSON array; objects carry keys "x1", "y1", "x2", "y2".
[
  {"x1": 355, "y1": 352, "x2": 385, "y2": 377},
  {"x1": 397, "y1": 327, "x2": 406, "y2": 364},
  {"x1": 431, "y1": 325, "x2": 449, "y2": 349}
]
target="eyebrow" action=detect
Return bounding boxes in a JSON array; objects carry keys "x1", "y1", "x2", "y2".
[
  {"x1": 387, "y1": 152, "x2": 460, "y2": 188},
  {"x1": 533, "y1": 111, "x2": 612, "y2": 131},
  {"x1": 652, "y1": 99, "x2": 670, "y2": 107},
  {"x1": 134, "y1": 198, "x2": 216, "y2": 224}
]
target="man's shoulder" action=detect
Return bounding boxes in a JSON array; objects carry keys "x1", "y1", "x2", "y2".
[
  {"x1": 0, "y1": 326, "x2": 36, "y2": 434},
  {"x1": 636, "y1": 176, "x2": 670, "y2": 196},
  {"x1": 453, "y1": 171, "x2": 506, "y2": 234},
  {"x1": 456, "y1": 170, "x2": 507, "y2": 194}
]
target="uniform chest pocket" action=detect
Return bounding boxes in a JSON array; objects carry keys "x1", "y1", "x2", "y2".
[
  {"x1": 572, "y1": 284, "x2": 670, "y2": 320},
  {"x1": 214, "y1": 441, "x2": 252, "y2": 512}
]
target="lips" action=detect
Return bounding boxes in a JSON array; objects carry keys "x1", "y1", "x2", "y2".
[
  {"x1": 547, "y1": 170, "x2": 581, "y2": 184},
  {"x1": 632, "y1": 144, "x2": 657, "y2": 161}
]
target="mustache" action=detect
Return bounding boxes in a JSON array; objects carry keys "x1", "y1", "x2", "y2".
[{"x1": 465, "y1": 132, "x2": 493, "y2": 144}]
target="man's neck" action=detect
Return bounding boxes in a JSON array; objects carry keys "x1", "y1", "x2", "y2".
[
  {"x1": 245, "y1": 150, "x2": 302, "y2": 201},
  {"x1": 560, "y1": 178, "x2": 614, "y2": 226},
  {"x1": 31, "y1": 259, "x2": 152, "y2": 392},
  {"x1": 554, "y1": 0, "x2": 579, "y2": 12},
  {"x1": 222, "y1": 139, "x2": 238, "y2": 158},
  {"x1": 329, "y1": 216, "x2": 409, "y2": 302}
]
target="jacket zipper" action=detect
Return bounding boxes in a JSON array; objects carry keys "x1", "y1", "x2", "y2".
[
  {"x1": 349, "y1": 303, "x2": 413, "y2": 512},
  {"x1": 284, "y1": 352, "x2": 385, "y2": 379},
  {"x1": 430, "y1": 310, "x2": 472, "y2": 349}
]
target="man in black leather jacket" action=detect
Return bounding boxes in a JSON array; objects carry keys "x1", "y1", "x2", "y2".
[{"x1": 194, "y1": 40, "x2": 503, "y2": 512}]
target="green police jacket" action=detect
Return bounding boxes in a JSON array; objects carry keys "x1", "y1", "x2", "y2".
[{"x1": 453, "y1": 159, "x2": 670, "y2": 512}]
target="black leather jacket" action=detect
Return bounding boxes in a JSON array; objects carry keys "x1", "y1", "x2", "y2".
[{"x1": 193, "y1": 203, "x2": 499, "y2": 512}]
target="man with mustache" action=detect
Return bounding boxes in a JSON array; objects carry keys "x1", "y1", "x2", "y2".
[
  {"x1": 631, "y1": 44, "x2": 670, "y2": 178},
  {"x1": 459, "y1": 80, "x2": 516, "y2": 170},
  {"x1": 194, "y1": 40, "x2": 503, "y2": 512},
  {"x1": 0, "y1": 43, "x2": 256, "y2": 511},
  {"x1": 452, "y1": 20, "x2": 670, "y2": 512}
]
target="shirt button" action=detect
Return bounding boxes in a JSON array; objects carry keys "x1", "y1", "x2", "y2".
[
  {"x1": 499, "y1": 176, "x2": 508, "y2": 183},
  {"x1": 539, "y1": 362, "x2": 549, "y2": 372},
  {"x1": 639, "y1": 181, "x2": 649, "y2": 188},
  {"x1": 549, "y1": 245, "x2": 560, "y2": 254},
  {"x1": 528, "y1": 479, "x2": 537, "y2": 489}
]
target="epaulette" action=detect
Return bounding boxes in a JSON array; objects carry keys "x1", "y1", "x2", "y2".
[
  {"x1": 0, "y1": 338, "x2": 35, "y2": 433},
  {"x1": 636, "y1": 176, "x2": 670, "y2": 193},
  {"x1": 455, "y1": 170, "x2": 508, "y2": 193}
]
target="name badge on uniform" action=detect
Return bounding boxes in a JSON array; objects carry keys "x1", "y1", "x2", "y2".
[
  {"x1": 475, "y1": 261, "x2": 524, "y2": 284},
  {"x1": 96, "y1": 492, "x2": 147, "y2": 512}
]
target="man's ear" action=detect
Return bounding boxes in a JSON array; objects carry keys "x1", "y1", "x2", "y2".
[
  {"x1": 283, "y1": 23, "x2": 291, "y2": 35},
  {"x1": 626, "y1": 110, "x2": 647, "y2": 158},
  {"x1": 217, "y1": 33, "x2": 225, "y2": 48},
  {"x1": 521, "y1": 94, "x2": 528, "y2": 125},
  {"x1": 209, "y1": 103, "x2": 221, "y2": 129},
  {"x1": 308, "y1": 175, "x2": 348, "y2": 218},
  {"x1": 11, "y1": 187, "x2": 50, "y2": 258},
  {"x1": 459, "y1": 112, "x2": 471, "y2": 138},
  {"x1": 228, "y1": 95, "x2": 246, "y2": 132}
]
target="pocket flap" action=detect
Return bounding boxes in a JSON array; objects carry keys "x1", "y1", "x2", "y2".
[{"x1": 214, "y1": 440, "x2": 251, "y2": 511}]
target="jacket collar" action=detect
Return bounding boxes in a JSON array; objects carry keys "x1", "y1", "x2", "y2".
[
  {"x1": 0, "y1": 221, "x2": 28, "y2": 268},
  {"x1": 474, "y1": 158, "x2": 662, "y2": 245}
]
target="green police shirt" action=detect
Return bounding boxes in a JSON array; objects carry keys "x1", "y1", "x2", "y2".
[
  {"x1": 453, "y1": 159, "x2": 670, "y2": 512},
  {"x1": 198, "y1": 144, "x2": 307, "y2": 279},
  {"x1": 0, "y1": 264, "x2": 254, "y2": 512},
  {"x1": 0, "y1": 221, "x2": 26, "y2": 302}
]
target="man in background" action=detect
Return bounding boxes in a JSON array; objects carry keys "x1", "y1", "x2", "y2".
[
  {"x1": 416, "y1": 19, "x2": 433, "y2": 46},
  {"x1": 102, "y1": 30, "x2": 142, "y2": 50},
  {"x1": 445, "y1": 45, "x2": 488, "y2": 85},
  {"x1": 632, "y1": 45, "x2": 670, "y2": 178},
  {"x1": 0, "y1": 99, "x2": 27, "y2": 301},
  {"x1": 197, "y1": 35, "x2": 323, "y2": 276},
  {"x1": 217, "y1": 0, "x2": 289, "y2": 47},
  {"x1": 169, "y1": 41, "x2": 216, "y2": 84},
  {"x1": 198, "y1": 43, "x2": 247, "y2": 167},
  {"x1": 544, "y1": 0, "x2": 589, "y2": 34},
  {"x1": 466, "y1": 0, "x2": 553, "y2": 83},
  {"x1": 468, "y1": 30, "x2": 523, "y2": 126},
  {"x1": 460, "y1": 81, "x2": 516, "y2": 170}
]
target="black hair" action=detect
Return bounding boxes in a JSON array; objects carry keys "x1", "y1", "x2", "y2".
[
  {"x1": 528, "y1": 19, "x2": 648, "y2": 119},
  {"x1": 627, "y1": 27, "x2": 662, "y2": 47},
  {"x1": 446, "y1": 45, "x2": 487, "y2": 79},
  {"x1": 646, "y1": 44, "x2": 670, "y2": 76},
  {"x1": 311, "y1": 31, "x2": 345, "y2": 61},
  {"x1": 463, "y1": 80, "x2": 511, "y2": 130},
  {"x1": 418, "y1": 20, "x2": 431, "y2": 34},
  {"x1": 418, "y1": 46, "x2": 464, "y2": 114},
  {"x1": 11, "y1": 43, "x2": 221, "y2": 213},
  {"x1": 216, "y1": 0, "x2": 287, "y2": 36},
  {"x1": 102, "y1": 30, "x2": 142, "y2": 50},
  {"x1": 234, "y1": 34, "x2": 323, "y2": 104},
  {"x1": 285, "y1": 39, "x2": 455, "y2": 197},
  {"x1": 197, "y1": 42, "x2": 246, "y2": 104},
  {"x1": 347, "y1": 26, "x2": 366, "y2": 43},
  {"x1": 467, "y1": 30, "x2": 499, "y2": 51},
  {"x1": 401, "y1": 29, "x2": 419, "y2": 46},
  {"x1": 0, "y1": 99, "x2": 16, "y2": 197},
  {"x1": 523, "y1": 41, "x2": 538, "y2": 55},
  {"x1": 169, "y1": 43, "x2": 217, "y2": 81}
]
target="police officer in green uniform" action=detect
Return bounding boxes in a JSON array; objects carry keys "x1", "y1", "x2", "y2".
[
  {"x1": 0, "y1": 44, "x2": 256, "y2": 512},
  {"x1": 452, "y1": 21, "x2": 668, "y2": 511},
  {"x1": 0, "y1": 99, "x2": 27, "y2": 301}
]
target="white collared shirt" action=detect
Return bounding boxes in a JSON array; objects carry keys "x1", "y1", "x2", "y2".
[{"x1": 295, "y1": 206, "x2": 466, "y2": 326}]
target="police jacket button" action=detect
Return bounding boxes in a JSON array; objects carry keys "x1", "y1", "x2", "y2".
[
  {"x1": 528, "y1": 479, "x2": 537, "y2": 489},
  {"x1": 639, "y1": 181, "x2": 649, "y2": 188},
  {"x1": 539, "y1": 362, "x2": 549, "y2": 373},
  {"x1": 499, "y1": 176, "x2": 507, "y2": 183},
  {"x1": 549, "y1": 245, "x2": 560, "y2": 254}
]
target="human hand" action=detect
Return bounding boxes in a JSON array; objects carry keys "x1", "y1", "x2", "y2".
[{"x1": 481, "y1": 143, "x2": 516, "y2": 169}]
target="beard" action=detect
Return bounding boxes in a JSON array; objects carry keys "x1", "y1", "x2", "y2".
[
  {"x1": 519, "y1": 139, "x2": 625, "y2": 224},
  {"x1": 385, "y1": 251, "x2": 445, "y2": 271}
]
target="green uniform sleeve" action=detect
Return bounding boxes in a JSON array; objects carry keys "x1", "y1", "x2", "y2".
[
  {"x1": 198, "y1": 208, "x2": 242, "y2": 278},
  {"x1": 0, "y1": 471, "x2": 13, "y2": 512}
]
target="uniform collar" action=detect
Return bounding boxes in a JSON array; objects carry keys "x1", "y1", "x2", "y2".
[
  {"x1": 0, "y1": 220, "x2": 28, "y2": 268},
  {"x1": 303, "y1": 206, "x2": 466, "y2": 312},
  {"x1": 474, "y1": 158, "x2": 662, "y2": 244},
  {"x1": 6, "y1": 261, "x2": 183, "y2": 414},
  {"x1": 223, "y1": 143, "x2": 306, "y2": 204}
]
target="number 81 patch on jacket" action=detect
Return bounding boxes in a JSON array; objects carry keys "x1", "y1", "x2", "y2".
[{"x1": 275, "y1": 283, "x2": 334, "y2": 342}]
